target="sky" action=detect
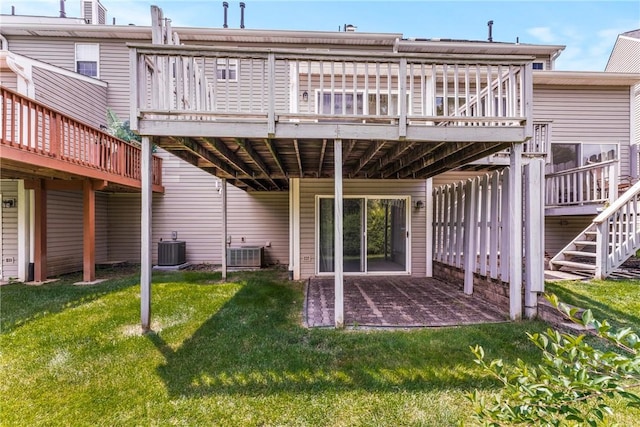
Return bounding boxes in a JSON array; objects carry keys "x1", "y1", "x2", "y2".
[{"x1": 2, "y1": 0, "x2": 639, "y2": 71}]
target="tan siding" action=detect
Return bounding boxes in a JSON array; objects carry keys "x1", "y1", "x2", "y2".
[
  {"x1": 299, "y1": 179, "x2": 427, "y2": 279},
  {"x1": 6, "y1": 37, "x2": 76, "y2": 70},
  {"x1": 107, "y1": 193, "x2": 141, "y2": 262},
  {"x1": 32, "y1": 67, "x2": 108, "y2": 128},
  {"x1": 434, "y1": 171, "x2": 490, "y2": 186},
  {"x1": 606, "y1": 37, "x2": 640, "y2": 73},
  {"x1": 1, "y1": 180, "x2": 19, "y2": 280},
  {"x1": 533, "y1": 85, "x2": 632, "y2": 177},
  {"x1": 99, "y1": 40, "x2": 133, "y2": 120},
  {"x1": 0, "y1": 70, "x2": 18, "y2": 91},
  {"x1": 545, "y1": 215, "x2": 594, "y2": 257},
  {"x1": 227, "y1": 186, "x2": 289, "y2": 266},
  {"x1": 47, "y1": 190, "x2": 83, "y2": 276},
  {"x1": 96, "y1": 193, "x2": 108, "y2": 263}
]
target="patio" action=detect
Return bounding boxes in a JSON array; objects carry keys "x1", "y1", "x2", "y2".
[{"x1": 305, "y1": 276, "x2": 508, "y2": 328}]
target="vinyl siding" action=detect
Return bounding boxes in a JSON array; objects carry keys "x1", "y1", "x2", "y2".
[
  {"x1": 6, "y1": 37, "x2": 76, "y2": 70},
  {"x1": 533, "y1": 85, "x2": 632, "y2": 178},
  {"x1": 47, "y1": 190, "x2": 108, "y2": 277},
  {"x1": 0, "y1": 70, "x2": 18, "y2": 91},
  {"x1": 1, "y1": 180, "x2": 19, "y2": 280},
  {"x1": 606, "y1": 37, "x2": 640, "y2": 73},
  {"x1": 545, "y1": 215, "x2": 593, "y2": 257},
  {"x1": 107, "y1": 150, "x2": 289, "y2": 266},
  {"x1": 298, "y1": 179, "x2": 427, "y2": 279},
  {"x1": 32, "y1": 67, "x2": 108, "y2": 128}
]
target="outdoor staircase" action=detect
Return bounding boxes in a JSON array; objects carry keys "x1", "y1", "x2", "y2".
[{"x1": 549, "y1": 180, "x2": 640, "y2": 279}]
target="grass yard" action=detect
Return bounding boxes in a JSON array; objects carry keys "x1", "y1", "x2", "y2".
[{"x1": 1, "y1": 269, "x2": 639, "y2": 426}]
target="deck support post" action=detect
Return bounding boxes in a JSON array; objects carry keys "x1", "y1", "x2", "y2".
[
  {"x1": 425, "y1": 178, "x2": 433, "y2": 277},
  {"x1": 288, "y1": 178, "x2": 300, "y2": 280},
  {"x1": 17, "y1": 181, "x2": 31, "y2": 282},
  {"x1": 463, "y1": 178, "x2": 477, "y2": 294},
  {"x1": 221, "y1": 178, "x2": 227, "y2": 280},
  {"x1": 334, "y1": 139, "x2": 344, "y2": 328},
  {"x1": 34, "y1": 179, "x2": 47, "y2": 282},
  {"x1": 524, "y1": 158, "x2": 545, "y2": 318},
  {"x1": 83, "y1": 180, "x2": 96, "y2": 282},
  {"x1": 509, "y1": 142, "x2": 523, "y2": 320},
  {"x1": 141, "y1": 136, "x2": 153, "y2": 332}
]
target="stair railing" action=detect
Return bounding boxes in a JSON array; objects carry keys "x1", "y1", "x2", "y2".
[{"x1": 593, "y1": 179, "x2": 640, "y2": 279}]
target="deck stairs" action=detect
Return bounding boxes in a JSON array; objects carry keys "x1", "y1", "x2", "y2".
[{"x1": 549, "y1": 180, "x2": 640, "y2": 279}]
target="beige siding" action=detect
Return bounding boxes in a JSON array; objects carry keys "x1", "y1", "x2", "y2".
[
  {"x1": 6, "y1": 37, "x2": 76, "y2": 71},
  {"x1": 533, "y1": 85, "x2": 632, "y2": 177},
  {"x1": 1, "y1": 180, "x2": 19, "y2": 280},
  {"x1": 606, "y1": 37, "x2": 640, "y2": 73},
  {"x1": 46, "y1": 190, "x2": 109, "y2": 277},
  {"x1": 106, "y1": 193, "x2": 140, "y2": 262},
  {"x1": 32, "y1": 67, "x2": 108, "y2": 128},
  {"x1": 0, "y1": 70, "x2": 18, "y2": 91},
  {"x1": 227, "y1": 186, "x2": 289, "y2": 266},
  {"x1": 545, "y1": 215, "x2": 594, "y2": 257},
  {"x1": 299, "y1": 179, "x2": 427, "y2": 279}
]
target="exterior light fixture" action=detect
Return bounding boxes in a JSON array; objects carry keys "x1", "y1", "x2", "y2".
[
  {"x1": 302, "y1": 91, "x2": 308, "y2": 102},
  {"x1": 414, "y1": 200, "x2": 424, "y2": 209}
]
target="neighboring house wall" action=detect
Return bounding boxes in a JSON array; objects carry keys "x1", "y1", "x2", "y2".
[
  {"x1": 545, "y1": 215, "x2": 593, "y2": 257},
  {"x1": 32, "y1": 66, "x2": 108, "y2": 128},
  {"x1": 298, "y1": 179, "x2": 428, "y2": 279},
  {"x1": 533, "y1": 85, "x2": 632, "y2": 178},
  {"x1": 47, "y1": 190, "x2": 108, "y2": 276},
  {"x1": 0, "y1": 69, "x2": 18, "y2": 91},
  {"x1": 0, "y1": 180, "x2": 19, "y2": 280}
]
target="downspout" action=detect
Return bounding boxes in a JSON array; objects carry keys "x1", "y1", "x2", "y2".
[
  {"x1": 5, "y1": 53, "x2": 35, "y2": 98},
  {"x1": 0, "y1": 34, "x2": 8, "y2": 50}
]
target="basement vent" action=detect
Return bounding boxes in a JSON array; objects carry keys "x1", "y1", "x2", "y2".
[
  {"x1": 158, "y1": 241, "x2": 186, "y2": 266},
  {"x1": 227, "y1": 246, "x2": 264, "y2": 268}
]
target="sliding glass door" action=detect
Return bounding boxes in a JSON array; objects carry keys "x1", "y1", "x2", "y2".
[{"x1": 318, "y1": 196, "x2": 408, "y2": 274}]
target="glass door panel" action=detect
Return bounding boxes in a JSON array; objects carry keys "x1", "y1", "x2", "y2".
[
  {"x1": 367, "y1": 198, "x2": 406, "y2": 272},
  {"x1": 318, "y1": 198, "x2": 364, "y2": 273}
]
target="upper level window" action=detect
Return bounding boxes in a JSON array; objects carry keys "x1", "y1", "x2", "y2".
[
  {"x1": 216, "y1": 59, "x2": 237, "y2": 81},
  {"x1": 75, "y1": 43, "x2": 99, "y2": 78},
  {"x1": 550, "y1": 143, "x2": 618, "y2": 173},
  {"x1": 532, "y1": 62, "x2": 545, "y2": 70}
]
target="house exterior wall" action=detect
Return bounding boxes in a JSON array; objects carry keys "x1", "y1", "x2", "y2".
[
  {"x1": 545, "y1": 215, "x2": 593, "y2": 257},
  {"x1": 46, "y1": 190, "x2": 108, "y2": 277},
  {"x1": 533, "y1": 85, "x2": 632, "y2": 178},
  {"x1": 32, "y1": 66, "x2": 108, "y2": 128},
  {"x1": 0, "y1": 180, "x2": 19, "y2": 280},
  {"x1": 107, "y1": 149, "x2": 289, "y2": 266},
  {"x1": 298, "y1": 179, "x2": 428, "y2": 279},
  {"x1": 0, "y1": 69, "x2": 18, "y2": 91}
]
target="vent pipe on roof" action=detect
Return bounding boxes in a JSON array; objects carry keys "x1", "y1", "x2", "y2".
[
  {"x1": 240, "y1": 2, "x2": 245, "y2": 29},
  {"x1": 222, "y1": 1, "x2": 228, "y2": 28},
  {"x1": 11, "y1": 5, "x2": 15, "y2": 15},
  {"x1": 487, "y1": 20, "x2": 494, "y2": 42},
  {"x1": 59, "y1": 0, "x2": 66, "y2": 18}
]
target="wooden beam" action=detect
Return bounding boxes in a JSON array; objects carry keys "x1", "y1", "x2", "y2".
[
  {"x1": 34, "y1": 179, "x2": 47, "y2": 282},
  {"x1": 173, "y1": 137, "x2": 238, "y2": 179},
  {"x1": 235, "y1": 138, "x2": 280, "y2": 190},
  {"x1": 509, "y1": 142, "x2": 523, "y2": 320},
  {"x1": 264, "y1": 139, "x2": 287, "y2": 178},
  {"x1": 524, "y1": 159, "x2": 544, "y2": 319},
  {"x1": 349, "y1": 140, "x2": 385, "y2": 177},
  {"x1": 83, "y1": 180, "x2": 96, "y2": 282},
  {"x1": 380, "y1": 142, "x2": 444, "y2": 178},
  {"x1": 221, "y1": 178, "x2": 228, "y2": 280},
  {"x1": 201, "y1": 137, "x2": 268, "y2": 190},
  {"x1": 418, "y1": 142, "x2": 508, "y2": 179},
  {"x1": 318, "y1": 139, "x2": 327, "y2": 177},
  {"x1": 343, "y1": 139, "x2": 357, "y2": 163},
  {"x1": 365, "y1": 141, "x2": 415, "y2": 176},
  {"x1": 293, "y1": 139, "x2": 303, "y2": 177}
]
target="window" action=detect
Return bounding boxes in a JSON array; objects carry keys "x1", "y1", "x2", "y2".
[
  {"x1": 75, "y1": 43, "x2": 99, "y2": 78},
  {"x1": 216, "y1": 59, "x2": 237, "y2": 81},
  {"x1": 436, "y1": 96, "x2": 465, "y2": 116},
  {"x1": 316, "y1": 91, "x2": 407, "y2": 116},
  {"x1": 550, "y1": 143, "x2": 618, "y2": 173},
  {"x1": 532, "y1": 62, "x2": 545, "y2": 70}
]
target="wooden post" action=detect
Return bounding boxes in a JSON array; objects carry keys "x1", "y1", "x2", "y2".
[
  {"x1": 463, "y1": 178, "x2": 477, "y2": 294},
  {"x1": 140, "y1": 136, "x2": 153, "y2": 332},
  {"x1": 524, "y1": 159, "x2": 544, "y2": 318},
  {"x1": 34, "y1": 179, "x2": 47, "y2": 282},
  {"x1": 334, "y1": 139, "x2": 344, "y2": 328},
  {"x1": 83, "y1": 180, "x2": 96, "y2": 282},
  {"x1": 509, "y1": 143, "x2": 523, "y2": 320},
  {"x1": 221, "y1": 178, "x2": 228, "y2": 280},
  {"x1": 425, "y1": 178, "x2": 433, "y2": 277}
]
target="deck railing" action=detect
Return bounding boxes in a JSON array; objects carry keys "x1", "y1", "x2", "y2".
[
  {"x1": 131, "y1": 44, "x2": 533, "y2": 133},
  {"x1": 0, "y1": 86, "x2": 162, "y2": 187},
  {"x1": 545, "y1": 160, "x2": 618, "y2": 207}
]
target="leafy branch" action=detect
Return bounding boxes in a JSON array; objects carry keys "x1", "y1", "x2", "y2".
[{"x1": 468, "y1": 294, "x2": 640, "y2": 426}]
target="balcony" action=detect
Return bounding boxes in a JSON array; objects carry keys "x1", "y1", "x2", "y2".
[
  {"x1": 130, "y1": 43, "x2": 534, "y2": 190},
  {"x1": 1, "y1": 86, "x2": 163, "y2": 192}
]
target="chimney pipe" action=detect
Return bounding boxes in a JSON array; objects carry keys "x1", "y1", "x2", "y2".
[
  {"x1": 222, "y1": 2, "x2": 228, "y2": 28},
  {"x1": 59, "y1": 0, "x2": 66, "y2": 18},
  {"x1": 11, "y1": 5, "x2": 15, "y2": 15},
  {"x1": 487, "y1": 20, "x2": 494, "y2": 42},
  {"x1": 240, "y1": 2, "x2": 245, "y2": 29},
  {"x1": 113, "y1": 17, "x2": 116, "y2": 25}
]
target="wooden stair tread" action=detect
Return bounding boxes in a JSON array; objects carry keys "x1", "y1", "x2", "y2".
[{"x1": 550, "y1": 260, "x2": 596, "y2": 271}]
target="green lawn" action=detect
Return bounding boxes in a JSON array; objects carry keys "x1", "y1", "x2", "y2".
[{"x1": 1, "y1": 270, "x2": 638, "y2": 426}]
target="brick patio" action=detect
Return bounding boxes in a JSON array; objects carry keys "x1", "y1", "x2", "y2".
[{"x1": 305, "y1": 276, "x2": 508, "y2": 328}]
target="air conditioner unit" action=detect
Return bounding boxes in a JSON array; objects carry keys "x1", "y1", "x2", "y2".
[
  {"x1": 158, "y1": 241, "x2": 186, "y2": 266},
  {"x1": 227, "y1": 246, "x2": 264, "y2": 268}
]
